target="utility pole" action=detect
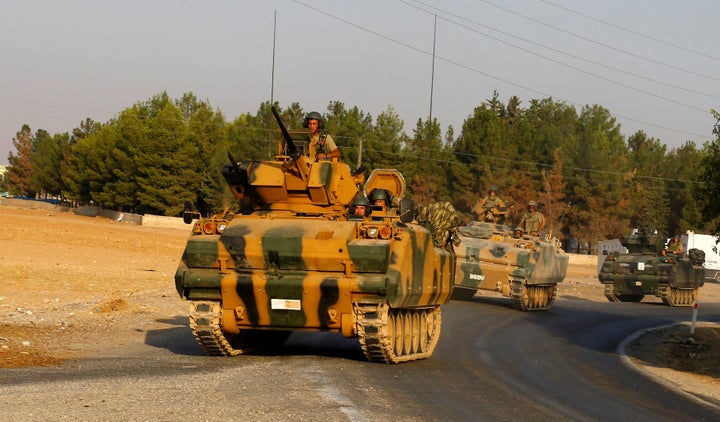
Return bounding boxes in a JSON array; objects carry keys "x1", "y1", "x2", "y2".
[{"x1": 426, "y1": 15, "x2": 437, "y2": 202}]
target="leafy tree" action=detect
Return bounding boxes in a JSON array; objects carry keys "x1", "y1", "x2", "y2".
[
  {"x1": 324, "y1": 101, "x2": 373, "y2": 171},
  {"x1": 662, "y1": 141, "x2": 705, "y2": 233},
  {"x1": 64, "y1": 92, "x2": 223, "y2": 214},
  {"x1": 453, "y1": 103, "x2": 505, "y2": 208},
  {"x1": 518, "y1": 98, "x2": 578, "y2": 167},
  {"x1": 365, "y1": 105, "x2": 407, "y2": 170},
  {"x1": 625, "y1": 130, "x2": 670, "y2": 233},
  {"x1": 90, "y1": 108, "x2": 140, "y2": 210},
  {"x1": 565, "y1": 105, "x2": 630, "y2": 251},
  {"x1": 696, "y1": 110, "x2": 720, "y2": 235},
  {"x1": 178, "y1": 94, "x2": 228, "y2": 214},
  {"x1": 31, "y1": 130, "x2": 70, "y2": 198},
  {"x1": 60, "y1": 119, "x2": 101, "y2": 204},
  {"x1": 404, "y1": 117, "x2": 451, "y2": 204},
  {"x1": 227, "y1": 101, "x2": 293, "y2": 162},
  {"x1": 6, "y1": 125, "x2": 35, "y2": 196},
  {"x1": 64, "y1": 131, "x2": 104, "y2": 204},
  {"x1": 12, "y1": 89, "x2": 716, "y2": 247},
  {"x1": 540, "y1": 149, "x2": 567, "y2": 239},
  {"x1": 72, "y1": 118, "x2": 102, "y2": 140},
  {"x1": 133, "y1": 94, "x2": 196, "y2": 215}
]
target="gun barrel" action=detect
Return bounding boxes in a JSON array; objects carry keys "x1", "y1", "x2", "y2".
[{"x1": 271, "y1": 106, "x2": 299, "y2": 157}]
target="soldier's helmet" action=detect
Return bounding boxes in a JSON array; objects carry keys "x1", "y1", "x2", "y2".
[
  {"x1": 528, "y1": 200, "x2": 537, "y2": 208},
  {"x1": 303, "y1": 111, "x2": 324, "y2": 129},
  {"x1": 370, "y1": 189, "x2": 389, "y2": 202},
  {"x1": 352, "y1": 195, "x2": 370, "y2": 207},
  {"x1": 489, "y1": 185, "x2": 498, "y2": 193}
]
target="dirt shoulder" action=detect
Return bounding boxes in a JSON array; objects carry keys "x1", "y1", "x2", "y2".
[
  {"x1": 0, "y1": 205, "x2": 717, "y2": 403},
  {"x1": 0, "y1": 205, "x2": 189, "y2": 367}
]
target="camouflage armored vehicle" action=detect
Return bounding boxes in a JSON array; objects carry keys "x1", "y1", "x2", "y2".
[
  {"x1": 174, "y1": 107, "x2": 455, "y2": 363},
  {"x1": 452, "y1": 221, "x2": 568, "y2": 311},
  {"x1": 598, "y1": 227, "x2": 705, "y2": 306}
]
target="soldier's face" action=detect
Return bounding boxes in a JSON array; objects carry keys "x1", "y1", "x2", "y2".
[
  {"x1": 354, "y1": 205, "x2": 366, "y2": 215},
  {"x1": 307, "y1": 119, "x2": 319, "y2": 134}
]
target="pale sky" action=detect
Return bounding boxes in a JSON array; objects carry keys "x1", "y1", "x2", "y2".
[{"x1": 1, "y1": 0, "x2": 718, "y2": 164}]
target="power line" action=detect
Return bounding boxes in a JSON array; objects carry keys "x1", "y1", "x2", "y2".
[
  {"x1": 405, "y1": 2, "x2": 709, "y2": 112},
  {"x1": 538, "y1": 0, "x2": 720, "y2": 63},
  {"x1": 293, "y1": 0, "x2": 712, "y2": 140},
  {"x1": 476, "y1": 0, "x2": 720, "y2": 83},
  {"x1": 406, "y1": 0, "x2": 720, "y2": 101}
]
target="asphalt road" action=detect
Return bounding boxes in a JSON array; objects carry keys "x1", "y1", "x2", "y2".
[{"x1": 1, "y1": 296, "x2": 719, "y2": 421}]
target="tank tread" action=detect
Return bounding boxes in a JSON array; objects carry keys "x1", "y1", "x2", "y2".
[
  {"x1": 357, "y1": 304, "x2": 441, "y2": 363},
  {"x1": 509, "y1": 280, "x2": 557, "y2": 311},
  {"x1": 658, "y1": 285, "x2": 698, "y2": 307},
  {"x1": 603, "y1": 284, "x2": 620, "y2": 302},
  {"x1": 189, "y1": 300, "x2": 243, "y2": 356}
]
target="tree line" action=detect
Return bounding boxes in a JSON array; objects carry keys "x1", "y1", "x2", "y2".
[{"x1": 4, "y1": 91, "x2": 720, "y2": 251}]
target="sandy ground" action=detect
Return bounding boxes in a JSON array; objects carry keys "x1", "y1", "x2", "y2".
[{"x1": 0, "y1": 204, "x2": 717, "y2": 403}]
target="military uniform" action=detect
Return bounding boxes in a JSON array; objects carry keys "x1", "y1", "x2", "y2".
[
  {"x1": 667, "y1": 238, "x2": 683, "y2": 254},
  {"x1": 475, "y1": 195, "x2": 505, "y2": 211},
  {"x1": 472, "y1": 194, "x2": 506, "y2": 222},
  {"x1": 308, "y1": 131, "x2": 338, "y2": 161},
  {"x1": 416, "y1": 201, "x2": 460, "y2": 250},
  {"x1": 520, "y1": 210, "x2": 545, "y2": 235}
]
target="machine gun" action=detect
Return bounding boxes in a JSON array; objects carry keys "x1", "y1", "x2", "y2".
[
  {"x1": 271, "y1": 106, "x2": 300, "y2": 159},
  {"x1": 481, "y1": 205, "x2": 510, "y2": 224},
  {"x1": 270, "y1": 106, "x2": 309, "y2": 179}
]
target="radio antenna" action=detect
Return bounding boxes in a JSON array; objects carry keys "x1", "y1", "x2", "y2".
[{"x1": 270, "y1": 10, "x2": 277, "y2": 105}]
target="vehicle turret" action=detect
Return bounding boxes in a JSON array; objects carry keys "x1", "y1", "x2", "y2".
[{"x1": 174, "y1": 107, "x2": 456, "y2": 363}]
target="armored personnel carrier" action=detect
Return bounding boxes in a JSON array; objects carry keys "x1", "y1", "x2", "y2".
[
  {"x1": 452, "y1": 222, "x2": 568, "y2": 311},
  {"x1": 598, "y1": 227, "x2": 705, "y2": 306},
  {"x1": 174, "y1": 107, "x2": 455, "y2": 363}
]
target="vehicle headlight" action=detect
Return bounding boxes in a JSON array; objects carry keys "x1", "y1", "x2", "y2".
[
  {"x1": 367, "y1": 227, "x2": 379, "y2": 238},
  {"x1": 217, "y1": 223, "x2": 227, "y2": 233},
  {"x1": 202, "y1": 221, "x2": 216, "y2": 235}
]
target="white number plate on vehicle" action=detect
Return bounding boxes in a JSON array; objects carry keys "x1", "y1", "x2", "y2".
[{"x1": 271, "y1": 299, "x2": 301, "y2": 310}]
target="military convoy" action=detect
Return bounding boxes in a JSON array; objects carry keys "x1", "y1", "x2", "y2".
[
  {"x1": 174, "y1": 108, "x2": 455, "y2": 363},
  {"x1": 598, "y1": 227, "x2": 706, "y2": 306},
  {"x1": 452, "y1": 222, "x2": 568, "y2": 311},
  {"x1": 173, "y1": 105, "x2": 709, "y2": 363}
]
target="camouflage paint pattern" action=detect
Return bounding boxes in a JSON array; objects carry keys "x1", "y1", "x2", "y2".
[
  {"x1": 175, "y1": 108, "x2": 455, "y2": 363},
  {"x1": 598, "y1": 231, "x2": 705, "y2": 305},
  {"x1": 175, "y1": 112, "x2": 456, "y2": 361},
  {"x1": 598, "y1": 253, "x2": 705, "y2": 292},
  {"x1": 452, "y1": 221, "x2": 568, "y2": 310},
  {"x1": 598, "y1": 228, "x2": 705, "y2": 306},
  {"x1": 175, "y1": 217, "x2": 454, "y2": 334}
]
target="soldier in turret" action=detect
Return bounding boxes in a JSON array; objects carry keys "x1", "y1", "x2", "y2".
[
  {"x1": 369, "y1": 189, "x2": 389, "y2": 207},
  {"x1": 666, "y1": 234, "x2": 684, "y2": 255},
  {"x1": 518, "y1": 200, "x2": 545, "y2": 236},
  {"x1": 350, "y1": 195, "x2": 370, "y2": 219},
  {"x1": 304, "y1": 111, "x2": 341, "y2": 161},
  {"x1": 471, "y1": 185, "x2": 507, "y2": 223}
]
